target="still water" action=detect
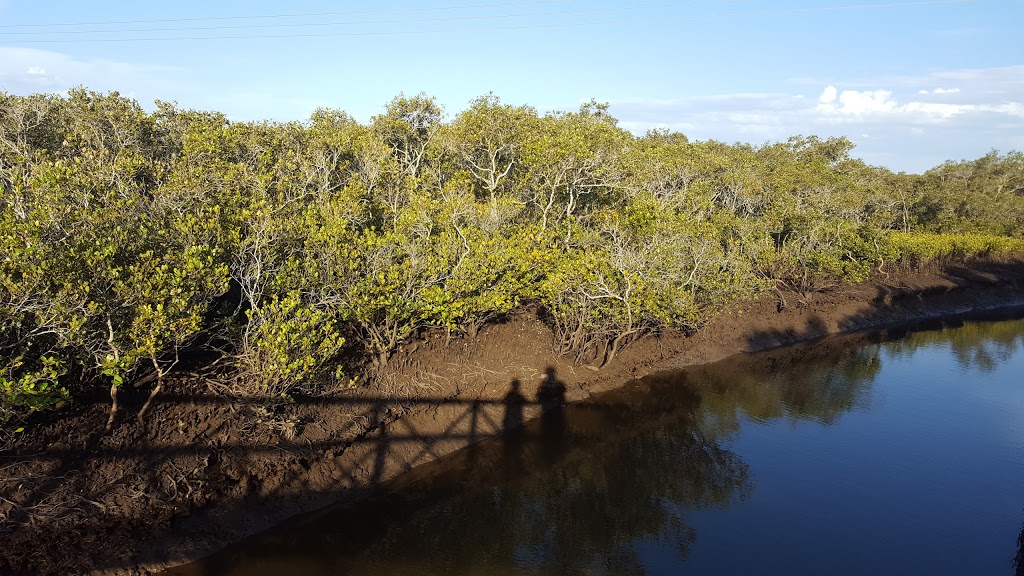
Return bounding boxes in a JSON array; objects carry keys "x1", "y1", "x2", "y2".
[{"x1": 171, "y1": 314, "x2": 1024, "y2": 575}]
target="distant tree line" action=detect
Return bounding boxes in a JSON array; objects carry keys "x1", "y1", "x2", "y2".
[{"x1": 1, "y1": 89, "x2": 1022, "y2": 427}]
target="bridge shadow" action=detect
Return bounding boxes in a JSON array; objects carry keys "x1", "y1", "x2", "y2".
[
  {"x1": 164, "y1": 368, "x2": 749, "y2": 576},
  {"x1": 0, "y1": 366, "x2": 616, "y2": 575}
]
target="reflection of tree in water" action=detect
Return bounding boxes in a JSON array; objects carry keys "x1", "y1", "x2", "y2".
[
  {"x1": 196, "y1": 381, "x2": 754, "y2": 576},
  {"x1": 185, "y1": 338, "x2": 896, "y2": 576},
  {"x1": 335, "y1": 343, "x2": 885, "y2": 575},
  {"x1": 884, "y1": 318, "x2": 1024, "y2": 373},
  {"x1": 351, "y1": 384, "x2": 749, "y2": 576},
  {"x1": 681, "y1": 341, "x2": 883, "y2": 439}
]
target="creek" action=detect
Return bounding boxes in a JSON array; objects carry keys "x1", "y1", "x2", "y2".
[{"x1": 168, "y1": 313, "x2": 1024, "y2": 576}]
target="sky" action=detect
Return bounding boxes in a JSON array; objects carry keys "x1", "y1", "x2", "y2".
[{"x1": 0, "y1": 0, "x2": 1021, "y2": 173}]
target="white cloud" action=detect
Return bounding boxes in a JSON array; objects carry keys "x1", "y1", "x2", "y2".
[
  {"x1": 817, "y1": 88, "x2": 898, "y2": 115},
  {"x1": 609, "y1": 66, "x2": 1024, "y2": 172},
  {"x1": 819, "y1": 85, "x2": 838, "y2": 104},
  {"x1": 815, "y1": 87, "x2": 975, "y2": 123},
  {"x1": 0, "y1": 46, "x2": 181, "y2": 101},
  {"x1": 900, "y1": 101, "x2": 969, "y2": 120},
  {"x1": 816, "y1": 90, "x2": 1024, "y2": 124},
  {"x1": 986, "y1": 102, "x2": 1024, "y2": 117}
]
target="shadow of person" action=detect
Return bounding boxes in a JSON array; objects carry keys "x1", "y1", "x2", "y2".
[
  {"x1": 536, "y1": 366, "x2": 567, "y2": 464},
  {"x1": 503, "y1": 379, "x2": 526, "y2": 435},
  {"x1": 501, "y1": 379, "x2": 527, "y2": 477},
  {"x1": 537, "y1": 367, "x2": 567, "y2": 412}
]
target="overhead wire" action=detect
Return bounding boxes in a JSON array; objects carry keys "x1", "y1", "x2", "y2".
[
  {"x1": 0, "y1": 0, "x2": 975, "y2": 44},
  {"x1": 0, "y1": 1, "x2": 743, "y2": 36},
  {"x1": 0, "y1": 0, "x2": 582, "y2": 28}
]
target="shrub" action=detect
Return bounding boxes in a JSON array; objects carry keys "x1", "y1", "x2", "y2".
[{"x1": 891, "y1": 232, "x2": 1024, "y2": 267}]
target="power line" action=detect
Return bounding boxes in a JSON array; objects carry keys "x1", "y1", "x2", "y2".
[
  {"x1": 0, "y1": 0, "x2": 975, "y2": 44},
  {"x1": 0, "y1": 0, "x2": 580, "y2": 29},
  {"x1": 0, "y1": 1, "x2": 743, "y2": 36}
]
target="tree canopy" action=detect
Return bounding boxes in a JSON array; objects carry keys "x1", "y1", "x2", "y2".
[{"x1": 2, "y1": 89, "x2": 1022, "y2": 426}]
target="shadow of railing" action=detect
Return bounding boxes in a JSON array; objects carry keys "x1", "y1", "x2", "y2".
[
  {"x1": 0, "y1": 367, "x2": 649, "y2": 575},
  {"x1": 8, "y1": 395, "x2": 556, "y2": 461},
  {"x1": 164, "y1": 370, "x2": 750, "y2": 576}
]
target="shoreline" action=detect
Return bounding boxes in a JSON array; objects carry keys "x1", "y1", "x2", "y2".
[{"x1": 3, "y1": 259, "x2": 1024, "y2": 576}]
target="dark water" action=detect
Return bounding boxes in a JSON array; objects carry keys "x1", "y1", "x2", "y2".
[{"x1": 170, "y1": 314, "x2": 1024, "y2": 576}]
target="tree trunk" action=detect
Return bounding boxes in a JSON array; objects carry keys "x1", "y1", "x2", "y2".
[
  {"x1": 104, "y1": 382, "x2": 119, "y2": 433},
  {"x1": 136, "y1": 377, "x2": 163, "y2": 425}
]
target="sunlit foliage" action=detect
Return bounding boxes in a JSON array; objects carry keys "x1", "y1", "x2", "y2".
[{"x1": 1, "y1": 89, "x2": 1021, "y2": 425}]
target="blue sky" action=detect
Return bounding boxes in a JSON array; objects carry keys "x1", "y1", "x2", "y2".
[{"x1": 0, "y1": 0, "x2": 1021, "y2": 172}]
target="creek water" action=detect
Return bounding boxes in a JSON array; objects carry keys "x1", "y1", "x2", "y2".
[{"x1": 168, "y1": 313, "x2": 1024, "y2": 576}]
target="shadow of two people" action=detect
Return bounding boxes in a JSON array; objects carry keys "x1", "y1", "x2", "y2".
[
  {"x1": 502, "y1": 367, "x2": 567, "y2": 465},
  {"x1": 503, "y1": 366, "x2": 566, "y2": 430}
]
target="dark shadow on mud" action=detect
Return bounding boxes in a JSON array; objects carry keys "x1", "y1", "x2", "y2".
[
  {"x1": 1, "y1": 366, "x2": 671, "y2": 575},
  {"x1": 164, "y1": 368, "x2": 754, "y2": 576},
  {"x1": 1, "y1": 361, "x2": 755, "y2": 576},
  {"x1": 743, "y1": 260, "x2": 1024, "y2": 359}
]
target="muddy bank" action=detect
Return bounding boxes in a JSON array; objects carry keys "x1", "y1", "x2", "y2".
[{"x1": 3, "y1": 259, "x2": 1024, "y2": 576}]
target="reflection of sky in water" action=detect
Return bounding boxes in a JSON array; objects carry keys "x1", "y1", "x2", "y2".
[
  {"x1": 881, "y1": 319, "x2": 1024, "y2": 454},
  {"x1": 678, "y1": 318, "x2": 1024, "y2": 576},
  {"x1": 171, "y1": 316, "x2": 1024, "y2": 576}
]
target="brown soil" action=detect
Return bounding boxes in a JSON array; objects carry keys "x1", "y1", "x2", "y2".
[{"x1": 2, "y1": 259, "x2": 1024, "y2": 576}]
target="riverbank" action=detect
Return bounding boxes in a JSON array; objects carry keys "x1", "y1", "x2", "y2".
[{"x1": 3, "y1": 258, "x2": 1024, "y2": 576}]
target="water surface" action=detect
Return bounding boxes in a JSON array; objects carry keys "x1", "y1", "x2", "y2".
[{"x1": 170, "y1": 313, "x2": 1024, "y2": 576}]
